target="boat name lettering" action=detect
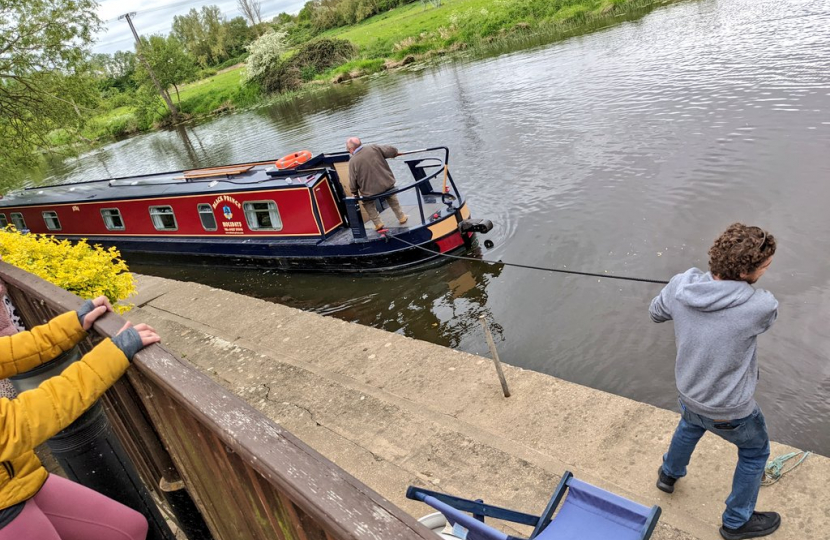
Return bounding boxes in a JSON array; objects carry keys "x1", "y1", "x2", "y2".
[
  {"x1": 211, "y1": 195, "x2": 242, "y2": 209},
  {"x1": 221, "y1": 221, "x2": 245, "y2": 235}
]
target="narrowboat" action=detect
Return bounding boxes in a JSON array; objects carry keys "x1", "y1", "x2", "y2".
[{"x1": 0, "y1": 147, "x2": 493, "y2": 272}]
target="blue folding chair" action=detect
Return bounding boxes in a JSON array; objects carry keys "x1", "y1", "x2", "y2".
[{"x1": 407, "y1": 471, "x2": 661, "y2": 540}]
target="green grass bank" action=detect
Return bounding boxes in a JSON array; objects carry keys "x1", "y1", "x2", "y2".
[{"x1": 86, "y1": 0, "x2": 683, "y2": 141}]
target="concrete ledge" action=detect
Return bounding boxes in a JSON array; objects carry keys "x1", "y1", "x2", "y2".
[{"x1": 128, "y1": 274, "x2": 828, "y2": 540}]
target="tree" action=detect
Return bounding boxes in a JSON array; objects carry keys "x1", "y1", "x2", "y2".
[
  {"x1": 237, "y1": 0, "x2": 263, "y2": 34},
  {"x1": 226, "y1": 16, "x2": 254, "y2": 58},
  {"x1": 297, "y1": 2, "x2": 316, "y2": 22},
  {"x1": 172, "y1": 5, "x2": 233, "y2": 67},
  {"x1": 91, "y1": 51, "x2": 137, "y2": 92},
  {"x1": 273, "y1": 12, "x2": 295, "y2": 25},
  {"x1": 134, "y1": 35, "x2": 196, "y2": 104},
  {"x1": 202, "y1": 5, "x2": 230, "y2": 64},
  {"x1": 111, "y1": 51, "x2": 139, "y2": 83},
  {"x1": 0, "y1": 0, "x2": 101, "y2": 170}
]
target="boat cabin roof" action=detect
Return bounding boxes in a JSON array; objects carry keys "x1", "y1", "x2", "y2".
[{"x1": 0, "y1": 161, "x2": 336, "y2": 208}]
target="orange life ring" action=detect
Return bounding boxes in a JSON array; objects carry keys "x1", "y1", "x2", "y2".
[{"x1": 275, "y1": 150, "x2": 312, "y2": 170}]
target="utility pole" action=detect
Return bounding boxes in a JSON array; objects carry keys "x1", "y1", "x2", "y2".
[{"x1": 118, "y1": 12, "x2": 179, "y2": 121}]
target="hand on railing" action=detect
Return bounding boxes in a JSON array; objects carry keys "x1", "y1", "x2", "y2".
[
  {"x1": 113, "y1": 321, "x2": 161, "y2": 362},
  {"x1": 78, "y1": 296, "x2": 114, "y2": 331}
]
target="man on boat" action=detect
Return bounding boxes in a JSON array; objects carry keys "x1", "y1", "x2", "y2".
[
  {"x1": 650, "y1": 223, "x2": 780, "y2": 540},
  {"x1": 346, "y1": 137, "x2": 408, "y2": 230}
]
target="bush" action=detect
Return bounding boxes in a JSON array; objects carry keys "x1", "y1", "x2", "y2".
[
  {"x1": 257, "y1": 63, "x2": 303, "y2": 93},
  {"x1": 0, "y1": 229, "x2": 136, "y2": 313},
  {"x1": 195, "y1": 68, "x2": 218, "y2": 81},
  {"x1": 46, "y1": 129, "x2": 73, "y2": 147},
  {"x1": 100, "y1": 88, "x2": 136, "y2": 109},
  {"x1": 96, "y1": 113, "x2": 139, "y2": 139},
  {"x1": 294, "y1": 38, "x2": 356, "y2": 67},
  {"x1": 245, "y1": 30, "x2": 290, "y2": 83},
  {"x1": 214, "y1": 53, "x2": 249, "y2": 71},
  {"x1": 232, "y1": 83, "x2": 262, "y2": 108},
  {"x1": 252, "y1": 37, "x2": 356, "y2": 94}
]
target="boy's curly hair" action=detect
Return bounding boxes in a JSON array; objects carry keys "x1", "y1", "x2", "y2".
[{"x1": 708, "y1": 223, "x2": 776, "y2": 280}]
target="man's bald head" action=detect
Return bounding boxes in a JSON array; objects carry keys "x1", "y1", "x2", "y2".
[{"x1": 346, "y1": 137, "x2": 362, "y2": 154}]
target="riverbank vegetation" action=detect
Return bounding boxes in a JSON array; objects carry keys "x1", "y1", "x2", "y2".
[{"x1": 2, "y1": 0, "x2": 680, "y2": 174}]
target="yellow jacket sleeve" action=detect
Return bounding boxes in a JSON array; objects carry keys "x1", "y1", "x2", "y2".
[
  {"x1": 0, "y1": 338, "x2": 130, "y2": 462},
  {"x1": 0, "y1": 311, "x2": 86, "y2": 379}
]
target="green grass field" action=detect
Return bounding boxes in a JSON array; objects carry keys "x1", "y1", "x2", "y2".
[
  {"x1": 176, "y1": 67, "x2": 262, "y2": 117},
  {"x1": 177, "y1": 67, "x2": 245, "y2": 104},
  {"x1": 324, "y1": 0, "x2": 654, "y2": 58}
]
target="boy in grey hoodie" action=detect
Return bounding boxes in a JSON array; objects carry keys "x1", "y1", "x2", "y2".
[{"x1": 650, "y1": 223, "x2": 779, "y2": 540}]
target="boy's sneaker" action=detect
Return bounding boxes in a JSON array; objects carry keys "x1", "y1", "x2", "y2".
[
  {"x1": 720, "y1": 512, "x2": 781, "y2": 540},
  {"x1": 656, "y1": 467, "x2": 677, "y2": 493}
]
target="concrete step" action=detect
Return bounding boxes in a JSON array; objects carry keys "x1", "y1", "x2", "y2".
[{"x1": 128, "y1": 274, "x2": 828, "y2": 540}]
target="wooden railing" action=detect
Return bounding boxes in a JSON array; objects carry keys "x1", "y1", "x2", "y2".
[{"x1": 0, "y1": 262, "x2": 436, "y2": 540}]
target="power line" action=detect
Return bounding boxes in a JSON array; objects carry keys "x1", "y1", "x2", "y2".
[
  {"x1": 104, "y1": 0, "x2": 221, "y2": 22},
  {"x1": 103, "y1": 0, "x2": 298, "y2": 22},
  {"x1": 97, "y1": 0, "x2": 303, "y2": 52}
]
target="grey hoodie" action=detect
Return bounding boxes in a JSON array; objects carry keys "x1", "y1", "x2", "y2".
[{"x1": 650, "y1": 268, "x2": 778, "y2": 420}]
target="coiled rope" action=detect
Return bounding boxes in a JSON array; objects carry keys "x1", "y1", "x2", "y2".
[{"x1": 762, "y1": 451, "x2": 811, "y2": 486}]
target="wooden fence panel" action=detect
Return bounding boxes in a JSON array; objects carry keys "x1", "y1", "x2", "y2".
[{"x1": 0, "y1": 262, "x2": 435, "y2": 540}]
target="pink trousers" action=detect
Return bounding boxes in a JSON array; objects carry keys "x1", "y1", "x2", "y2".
[{"x1": 0, "y1": 474, "x2": 147, "y2": 540}]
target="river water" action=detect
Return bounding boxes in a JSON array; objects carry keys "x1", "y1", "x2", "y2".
[{"x1": 40, "y1": 0, "x2": 830, "y2": 454}]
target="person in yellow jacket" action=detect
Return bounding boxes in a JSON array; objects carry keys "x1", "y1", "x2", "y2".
[{"x1": 0, "y1": 296, "x2": 160, "y2": 539}]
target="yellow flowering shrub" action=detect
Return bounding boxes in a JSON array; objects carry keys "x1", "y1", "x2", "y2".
[{"x1": 0, "y1": 229, "x2": 136, "y2": 314}]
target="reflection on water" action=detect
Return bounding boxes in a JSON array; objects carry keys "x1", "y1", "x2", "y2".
[
  {"x1": 33, "y1": 0, "x2": 830, "y2": 454},
  {"x1": 130, "y1": 258, "x2": 503, "y2": 350}
]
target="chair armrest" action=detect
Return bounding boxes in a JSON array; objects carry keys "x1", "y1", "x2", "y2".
[
  {"x1": 407, "y1": 486, "x2": 540, "y2": 527},
  {"x1": 641, "y1": 506, "x2": 662, "y2": 540}
]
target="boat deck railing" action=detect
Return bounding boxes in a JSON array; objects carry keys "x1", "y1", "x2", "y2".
[
  {"x1": 343, "y1": 147, "x2": 463, "y2": 240},
  {"x1": 0, "y1": 262, "x2": 436, "y2": 540}
]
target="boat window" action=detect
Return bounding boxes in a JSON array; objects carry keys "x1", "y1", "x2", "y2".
[
  {"x1": 149, "y1": 206, "x2": 178, "y2": 231},
  {"x1": 42, "y1": 211, "x2": 61, "y2": 231},
  {"x1": 101, "y1": 208, "x2": 125, "y2": 230},
  {"x1": 10, "y1": 212, "x2": 26, "y2": 230},
  {"x1": 243, "y1": 201, "x2": 282, "y2": 231},
  {"x1": 0, "y1": 214, "x2": 7, "y2": 228},
  {"x1": 197, "y1": 203, "x2": 217, "y2": 231}
]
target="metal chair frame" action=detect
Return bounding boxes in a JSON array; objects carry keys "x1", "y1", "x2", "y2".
[{"x1": 407, "y1": 470, "x2": 662, "y2": 540}]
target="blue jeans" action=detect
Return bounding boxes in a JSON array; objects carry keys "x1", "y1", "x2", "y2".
[{"x1": 661, "y1": 400, "x2": 770, "y2": 529}]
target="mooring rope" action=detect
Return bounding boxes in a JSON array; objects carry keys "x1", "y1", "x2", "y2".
[
  {"x1": 381, "y1": 231, "x2": 670, "y2": 285},
  {"x1": 762, "y1": 451, "x2": 811, "y2": 486}
]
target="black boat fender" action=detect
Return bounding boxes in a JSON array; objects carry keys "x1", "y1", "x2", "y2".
[{"x1": 458, "y1": 218, "x2": 493, "y2": 234}]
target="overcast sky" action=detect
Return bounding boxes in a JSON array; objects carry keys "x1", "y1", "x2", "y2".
[{"x1": 93, "y1": 0, "x2": 306, "y2": 54}]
